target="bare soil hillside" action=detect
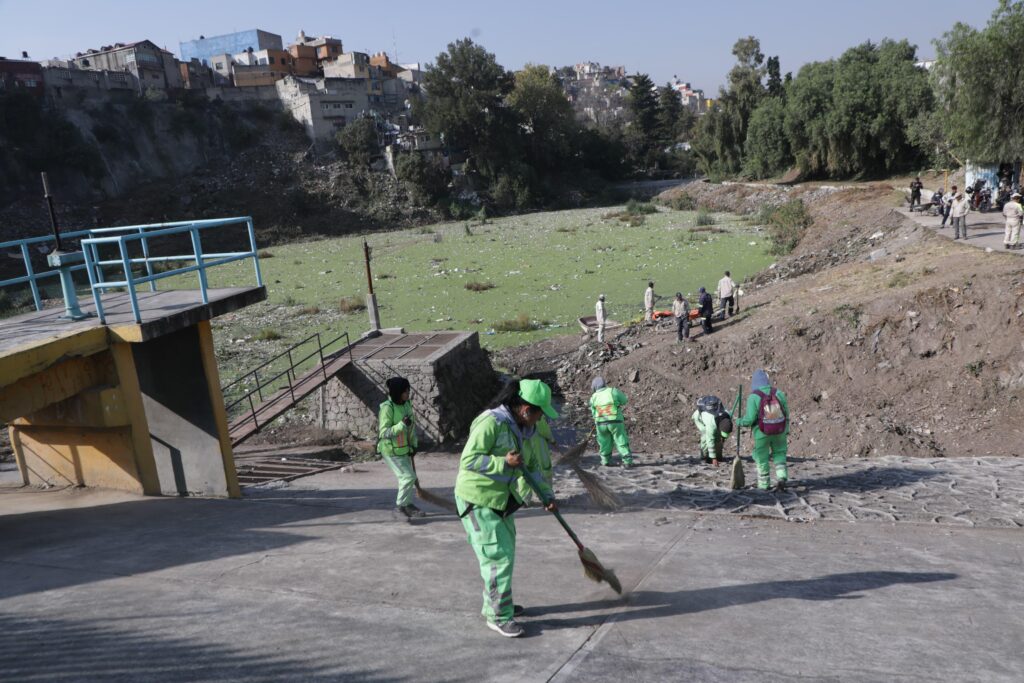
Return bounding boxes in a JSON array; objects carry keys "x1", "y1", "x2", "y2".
[{"x1": 497, "y1": 182, "x2": 1024, "y2": 458}]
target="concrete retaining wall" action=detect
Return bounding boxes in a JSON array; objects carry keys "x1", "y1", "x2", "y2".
[{"x1": 320, "y1": 333, "x2": 498, "y2": 446}]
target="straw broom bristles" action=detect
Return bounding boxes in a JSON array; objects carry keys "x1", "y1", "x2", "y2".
[{"x1": 555, "y1": 430, "x2": 622, "y2": 511}]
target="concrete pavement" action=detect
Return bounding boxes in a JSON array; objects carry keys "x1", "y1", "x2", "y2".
[
  {"x1": 1, "y1": 454, "x2": 1022, "y2": 682},
  {"x1": 897, "y1": 206, "x2": 1022, "y2": 254}
]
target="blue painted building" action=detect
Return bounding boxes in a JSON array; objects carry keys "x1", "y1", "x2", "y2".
[{"x1": 179, "y1": 29, "x2": 283, "y2": 67}]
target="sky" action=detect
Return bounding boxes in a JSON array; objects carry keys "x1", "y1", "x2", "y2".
[{"x1": 0, "y1": 0, "x2": 1001, "y2": 92}]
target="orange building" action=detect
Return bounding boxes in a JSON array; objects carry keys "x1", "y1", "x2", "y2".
[{"x1": 288, "y1": 44, "x2": 318, "y2": 76}]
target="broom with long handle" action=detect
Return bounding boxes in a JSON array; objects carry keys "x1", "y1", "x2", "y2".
[
  {"x1": 730, "y1": 385, "x2": 745, "y2": 490},
  {"x1": 519, "y1": 465, "x2": 622, "y2": 594}
]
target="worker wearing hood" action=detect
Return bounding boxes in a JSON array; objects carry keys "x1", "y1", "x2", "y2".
[
  {"x1": 378, "y1": 376, "x2": 421, "y2": 518},
  {"x1": 589, "y1": 376, "x2": 634, "y2": 467},
  {"x1": 454, "y1": 379, "x2": 558, "y2": 638},
  {"x1": 736, "y1": 369, "x2": 790, "y2": 490}
]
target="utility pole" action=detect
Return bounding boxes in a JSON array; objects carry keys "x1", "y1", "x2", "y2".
[{"x1": 363, "y1": 240, "x2": 380, "y2": 332}]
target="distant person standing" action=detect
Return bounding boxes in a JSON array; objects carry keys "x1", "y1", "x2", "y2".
[
  {"x1": 950, "y1": 192, "x2": 970, "y2": 240},
  {"x1": 698, "y1": 287, "x2": 714, "y2": 336},
  {"x1": 909, "y1": 177, "x2": 923, "y2": 210},
  {"x1": 643, "y1": 281, "x2": 655, "y2": 323},
  {"x1": 1002, "y1": 192, "x2": 1023, "y2": 250},
  {"x1": 941, "y1": 185, "x2": 958, "y2": 227},
  {"x1": 717, "y1": 271, "x2": 737, "y2": 318},
  {"x1": 672, "y1": 292, "x2": 690, "y2": 342},
  {"x1": 595, "y1": 294, "x2": 607, "y2": 343}
]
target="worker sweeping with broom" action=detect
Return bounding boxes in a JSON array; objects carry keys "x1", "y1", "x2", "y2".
[
  {"x1": 378, "y1": 377, "x2": 424, "y2": 519},
  {"x1": 455, "y1": 378, "x2": 558, "y2": 638}
]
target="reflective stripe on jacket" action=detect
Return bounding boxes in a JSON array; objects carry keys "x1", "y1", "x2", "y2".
[{"x1": 378, "y1": 399, "x2": 417, "y2": 456}]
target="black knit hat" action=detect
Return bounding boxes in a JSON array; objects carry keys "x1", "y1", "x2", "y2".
[{"x1": 386, "y1": 376, "x2": 411, "y2": 403}]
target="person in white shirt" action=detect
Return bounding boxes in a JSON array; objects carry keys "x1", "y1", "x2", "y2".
[
  {"x1": 941, "y1": 185, "x2": 958, "y2": 227},
  {"x1": 643, "y1": 281, "x2": 655, "y2": 323},
  {"x1": 716, "y1": 271, "x2": 737, "y2": 318},
  {"x1": 595, "y1": 294, "x2": 607, "y2": 342},
  {"x1": 950, "y1": 192, "x2": 970, "y2": 240},
  {"x1": 1002, "y1": 192, "x2": 1023, "y2": 250},
  {"x1": 672, "y1": 292, "x2": 690, "y2": 341}
]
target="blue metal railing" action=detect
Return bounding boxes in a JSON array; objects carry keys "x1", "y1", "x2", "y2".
[
  {"x1": 0, "y1": 227, "x2": 95, "y2": 311},
  {"x1": 81, "y1": 216, "x2": 263, "y2": 324}
]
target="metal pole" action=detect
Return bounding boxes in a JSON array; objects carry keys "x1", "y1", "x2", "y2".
[
  {"x1": 363, "y1": 240, "x2": 374, "y2": 295},
  {"x1": 41, "y1": 172, "x2": 62, "y2": 252}
]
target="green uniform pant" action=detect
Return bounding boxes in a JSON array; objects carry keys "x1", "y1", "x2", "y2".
[
  {"x1": 751, "y1": 433, "x2": 788, "y2": 489},
  {"x1": 596, "y1": 421, "x2": 632, "y2": 464},
  {"x1": 701, "y1": 432, "x2": 724, "y2": 462},
  {"x1": 456, "y1": 496, "x2": 516, "y2": 624},
  {"x1": 382, "y1": 454, "x2": 416, "y2": 506}
]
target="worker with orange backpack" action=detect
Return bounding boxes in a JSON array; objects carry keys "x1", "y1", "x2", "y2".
[{"x1": 736, "y1": 369, "x2": 790, "y2": 491}]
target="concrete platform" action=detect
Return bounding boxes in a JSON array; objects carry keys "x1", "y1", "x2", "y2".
[
  {"x1": 2, "y1": 454, "x2": 1022, "y2": 682},
  {"x1": 0, "y1": 287, "x2": 266, "y2": 353}
]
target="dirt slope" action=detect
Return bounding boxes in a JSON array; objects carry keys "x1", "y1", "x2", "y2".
[{"x1": 497, "y1": 182, "x2": 1024, "y2": 458}]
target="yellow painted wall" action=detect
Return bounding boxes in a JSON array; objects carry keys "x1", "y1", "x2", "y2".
[{"x1": 12, "y1": 425, "x2": 144, "y2": 494}]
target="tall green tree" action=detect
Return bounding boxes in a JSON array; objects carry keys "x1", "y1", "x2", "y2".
[
  {"x1": 507, "y1": 64, "x2": 577, "y2": 175},
  {"x1": 933, "y1": 0, "x2": 1024, "y2": 162},
  {"x1": 744, "y1": 96, "x2": 791, "y2": 178},
  {"x1": 626, "y1": 73, "x2": 659, "y2": 167},
  {"x1": 417, "y1": 38, "x2": 520, "y2": 180},
  {"x1": 766, "y1": 56, "x2": 784, "y2": 97},
  {"x1": 692, "y1": 36, "x2": 768, "y2": 176},
  {"x1": 656, "y1": 84, "x2": 684, "y2": 144}
]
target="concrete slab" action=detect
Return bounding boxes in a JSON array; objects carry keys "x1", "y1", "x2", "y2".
[
  {"x1": 1, "y1": 455, "x2": 1022, "y2": 682},
  {"x1": 897, "y1": 207, "x2": 1022, "y2": 255}
]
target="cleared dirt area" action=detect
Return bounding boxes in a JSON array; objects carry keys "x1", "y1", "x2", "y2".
[{"x1": 497, "y1": 181, "x2": 1024, "y2": 458}]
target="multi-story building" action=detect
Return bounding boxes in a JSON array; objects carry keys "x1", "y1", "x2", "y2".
[
  {"x1": 179, "y1": 58, "x2": 214, "y2": 89},
  {"x1": 276, "y1": 75, "x2": 371, "y2": 143},
  {"x1": 70, "y1": 40, "x2": 181, "y2": 91},
  {"x1": 179, "y1": 29, "x2": 282, "y2": 68},
  {"x1": 231, "y1": 47, "x2": 292, "y2": 87},
  {"x1": 293, "y1": 31, "x2": 343, "y2": 65},
  {"x1": 0, "y1": 57, "x2": 44, "y2": 96},
  {"x1": 287, "y1": 44, "x2": 319, "y2": 77},
  {"x1": 369, "y1": 52, "x2": 402, "y2": 78},
  {"x1": 671, "y1": 79, "x2": 706, "y2": 112},
  {"x1": 324, "y1": 52, "x2": 384, "y2": 98}
]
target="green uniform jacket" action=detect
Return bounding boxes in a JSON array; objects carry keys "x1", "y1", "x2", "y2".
[
  {"x1": 378, "y1": 399, "x2": 418, "y2": 457},
  {"x1": 590, "y1": 387, "x2": 629, "y2": 423},
  {"x1": 736, "y1": 386, "x2": 790, "y2": 438},
  {"x1": 455, "y1": 411, "x2": 553, "y2": 510},
  {"x1": 692, "y1": 409, "x2": 729, "y2": 452}
]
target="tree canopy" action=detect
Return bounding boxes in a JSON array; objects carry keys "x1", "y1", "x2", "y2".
[{"x1": 933, "y1": 0, "x2": 1024, "y2": 162}]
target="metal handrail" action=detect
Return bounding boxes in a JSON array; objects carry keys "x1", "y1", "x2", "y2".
[
  {"x1": 224, "y1": 330, "x2": 355, "y2": 435},
  {"x1": 1, "y1": 227, "x2": 95, "y2": 311},
  {"x1": 81, "y1": 216, "x2": 262, "y2": 323}
]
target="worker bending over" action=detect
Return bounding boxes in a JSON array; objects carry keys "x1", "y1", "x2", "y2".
[{"x1": 692, "y1": 395, "x2": 733, "y2": 465}]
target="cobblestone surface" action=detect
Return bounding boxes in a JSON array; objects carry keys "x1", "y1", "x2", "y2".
[{"x1": 552, "y1": 454, "x2": 1024, "y2": 529}]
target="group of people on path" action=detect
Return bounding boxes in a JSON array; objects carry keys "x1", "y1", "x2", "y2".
[
  {"x1": 597, "y1": 272, "x2": 738, "y2": 344},
  {"x1": 376, "y1": 365, "x2": 791, "y2": 638},
  {"x1": 921, "y1": 178, "x2": 1023, "y2": 248}
]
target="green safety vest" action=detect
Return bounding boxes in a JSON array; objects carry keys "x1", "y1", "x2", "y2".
[
  {"x1": 378, "y1": 399, "x2": 417, "y2": 457},
  {"x1": 590, "y1": 387, "x2": 628, "y2": 423},
  {"x1": 455, "y1": 412, "x2": 552, "y2": 510}
]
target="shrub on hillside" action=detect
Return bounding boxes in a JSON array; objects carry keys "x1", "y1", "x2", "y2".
[{"x1": 763, "y1": 199, "x2": 813, "y2": 255}]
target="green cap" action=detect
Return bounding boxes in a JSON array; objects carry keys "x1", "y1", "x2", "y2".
[{"x1": 518, "y1": 379, "x2": 558, "y2": 419}]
